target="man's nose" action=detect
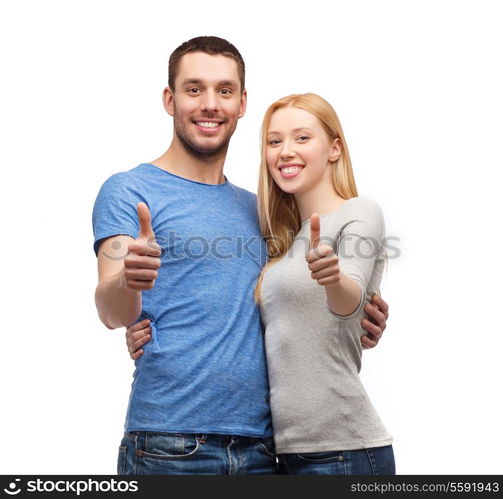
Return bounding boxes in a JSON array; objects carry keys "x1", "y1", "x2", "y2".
[{"x1": 201, "y1": 90, "x2": 219, "y2": 113}]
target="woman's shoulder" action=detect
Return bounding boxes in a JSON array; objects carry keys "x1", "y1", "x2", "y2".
[{"x1": 344, "y1": 196, "x2": 384, "y2": 217}]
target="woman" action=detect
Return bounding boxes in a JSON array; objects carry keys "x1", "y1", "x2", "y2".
[{"x1": 255, "y1": 93, "x2": 395, "y2": 475}]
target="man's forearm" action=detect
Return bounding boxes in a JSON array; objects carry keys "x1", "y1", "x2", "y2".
[
  {"x1": 95, "y1": 271, "x2": 142, "y2": 329},
  {"x1": 325, "y1": 273, "x2": 362, "y2": 317}
]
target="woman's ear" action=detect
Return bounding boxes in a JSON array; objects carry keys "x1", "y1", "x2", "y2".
[{"x1": 328, "y1": 138, "x2": 342, "y2": 162}]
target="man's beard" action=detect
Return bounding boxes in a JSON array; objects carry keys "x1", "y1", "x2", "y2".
[{"x1": 173, "y1": 114, "x2": 234, "y2": 161}]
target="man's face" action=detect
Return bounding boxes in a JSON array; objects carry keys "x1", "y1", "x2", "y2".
[{"x1": 164, "y1": 52, "x2": 247, "y2": 158}]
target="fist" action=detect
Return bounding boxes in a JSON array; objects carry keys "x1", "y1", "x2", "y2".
[
  {"x1": 123, "y1": 202, "x2": 162, "y2": 291},
  {"x1": 305, "y1": 213, "x2": 340, "y2": 287}
]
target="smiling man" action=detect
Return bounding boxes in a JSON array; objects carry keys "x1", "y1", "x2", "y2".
[{"x1": 92, "y1": 36, "x2": 389, "y2": 475}]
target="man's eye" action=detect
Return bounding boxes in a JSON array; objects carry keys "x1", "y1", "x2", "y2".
[
  {"x1": 188, "y1": 88, "x2": 200, "y2": 94},
  {"x1": 220, "y1": 89, "x2": 232, "y2": 95}
]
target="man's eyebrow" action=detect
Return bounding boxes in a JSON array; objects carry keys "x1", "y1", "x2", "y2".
[
  {"x1": 180, "y1": 78, "x2": 203, "y2": 86},
  {"x1": 180, "y1": 78, "x2": 239, "y2": 87},
  {"x1": 218, "y1": 80, "x2": 239, "y2": 87}
]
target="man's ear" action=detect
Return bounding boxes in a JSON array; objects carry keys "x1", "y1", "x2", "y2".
[
  {"x1": 238, "y1": 89, "x2": 247, "y2": 119},
  {"x1": 328, "y1": 137, "x2": 342, "y2": 162},
  {"x1": 163, "y1": 87, "x2": 175, "y2": 116}
]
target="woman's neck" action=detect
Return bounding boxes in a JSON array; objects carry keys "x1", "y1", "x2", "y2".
[{"x1": 295, "y1": 181, "x2": 347, "y2": 224}]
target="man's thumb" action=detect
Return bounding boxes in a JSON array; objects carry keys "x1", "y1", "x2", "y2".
[{"x1": 137, "y1": 202, "x2": 155, "y2": 239}]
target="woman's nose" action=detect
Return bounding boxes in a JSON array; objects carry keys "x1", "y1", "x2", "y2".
[{"x1": 280, "y1": 141, "x2": 294, "y2": 158}]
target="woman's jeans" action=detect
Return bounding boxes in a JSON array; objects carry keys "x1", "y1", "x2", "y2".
[
  {"x1": 117, "y1": 431, "x2": 278, "y2": 475},
  {"x1": 277, "y1": 445, "x2": 395, "y2": 475}
]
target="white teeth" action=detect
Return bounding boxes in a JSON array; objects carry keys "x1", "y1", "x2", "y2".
[
  {"x1": 281, "y1": 167, "x2": 302, "y2": 174},
  {"x1": 196, "y1": 122, "x2": 220, "y2": 128}
]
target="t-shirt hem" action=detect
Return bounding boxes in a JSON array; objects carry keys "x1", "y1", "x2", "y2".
[
  {"x1": 125, "y1": 426, "x2": 273, "y2": 439},
  {"x1": 275, "y1": 436, "x2": 393, "y2": 454}
]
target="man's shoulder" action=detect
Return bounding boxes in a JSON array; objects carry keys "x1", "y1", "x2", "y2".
[
  {"x1": 228, "y1": 181, "x2": 257, "y2": 201},
  {"x1": 97, "y1": 164, "x2": 150, "y2": 192},
  {"x1": 103, "y1": 163, "x2": 147, "y2": 182}
]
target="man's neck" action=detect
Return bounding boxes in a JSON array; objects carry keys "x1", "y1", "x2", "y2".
[{"x1": 150, "y1": 138, "x2": 227, "y2": 185}]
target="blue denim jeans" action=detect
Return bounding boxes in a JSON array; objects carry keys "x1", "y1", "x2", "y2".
[
  {"x1": 117, "y1": 431, "x2": 278, "y2": 475},
  {"x1": 277, "y1": 445, "x2": 395, "y2": 475}
]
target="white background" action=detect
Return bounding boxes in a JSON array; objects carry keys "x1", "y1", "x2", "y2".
[{"x1": 1, "y1": 0, "x2": 502, "y2": 475}]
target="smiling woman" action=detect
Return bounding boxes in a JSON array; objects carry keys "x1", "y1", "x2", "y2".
[
  {"x1": 266, "y1": 108, "x2": 342, "y2": 187},
  {"x1": 255, "y1": 93, "x2": 394, "y2": 475}
]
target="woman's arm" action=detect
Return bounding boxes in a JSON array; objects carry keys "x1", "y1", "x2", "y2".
[
  {"x1": 306, "y1": 198, "x2": 386, "y2": 318},
  {"x1": 325, "y1": 273, "x2": 362, "y2": 317},
  {"x1": 305, "y1": 237, "x2": 363, "y2": 316}
]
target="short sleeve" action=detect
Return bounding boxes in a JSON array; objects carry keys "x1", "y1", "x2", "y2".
[
  {"x1": 329, "y1": 198, "x2": 386, "y2": 319},
  {"x1": 92, "y1": 173, "x2": 142, "y2": 256}
]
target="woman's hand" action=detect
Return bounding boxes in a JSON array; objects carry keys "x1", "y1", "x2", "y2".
[
  {"x1": 125, "y1": 318, "x2": 152, "y2": 360},
  {"x1": 305, "y1": 213, "x2": 340, "y2": 286}
]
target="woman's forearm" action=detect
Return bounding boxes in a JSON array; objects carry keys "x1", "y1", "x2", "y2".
[{"x1": 325, "y1": 273, "x2": 362, "y2": 317}]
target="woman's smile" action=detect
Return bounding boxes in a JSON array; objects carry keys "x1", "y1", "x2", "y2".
[{"x1": 278, "y1": 163, "x2": 305, "y2": 178}]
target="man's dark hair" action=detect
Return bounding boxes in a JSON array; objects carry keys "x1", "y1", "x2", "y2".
[{"x1": 168, "y1": 36, "x2": 245, "y2": 93}]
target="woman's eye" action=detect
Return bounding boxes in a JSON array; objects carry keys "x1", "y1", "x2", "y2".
[
  {"x1": 268, "y1": 140, "x2": 281, "y2": 145},
  {"x1": 297, "y1": 136, "x2": 310, "y2": 141}
]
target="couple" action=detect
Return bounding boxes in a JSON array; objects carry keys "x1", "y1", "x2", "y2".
[{"x1": 93, "y1": 36, "x2": 394, "y2": 475}]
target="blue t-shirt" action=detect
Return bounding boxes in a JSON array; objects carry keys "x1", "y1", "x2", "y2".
[{"x1": 92, "y1": 163, "x2": 272, "y2": 437}]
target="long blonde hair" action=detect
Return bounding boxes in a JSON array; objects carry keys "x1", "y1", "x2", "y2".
[{"x1": 254, "y1": 93, "x2": 358, "y2": 303}]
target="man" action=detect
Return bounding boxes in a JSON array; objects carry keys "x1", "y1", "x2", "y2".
[{"x1": 93, "y1": 36, "x2": 389, "y2": 475}]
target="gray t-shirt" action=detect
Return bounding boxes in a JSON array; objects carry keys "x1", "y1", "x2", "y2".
[{"x1": 260, "y1": 196, "x2": 393, "y2": 454}]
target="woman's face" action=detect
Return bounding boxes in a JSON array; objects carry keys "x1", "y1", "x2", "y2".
[{"x1": 266, "y1": 106, "x2": 340, "y2": 195}]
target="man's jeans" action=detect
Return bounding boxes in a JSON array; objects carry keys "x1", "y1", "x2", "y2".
[
  {"x1": 277, "y1": 445, "x2": 395, "y2": 475},
  {"x1": 117, "y1": 431, "x2": 278, "y2": 475}
]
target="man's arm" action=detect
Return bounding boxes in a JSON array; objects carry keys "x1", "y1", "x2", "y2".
[
  {"x1": 124, "y1": 294, "x2": 390, "y2": 359},
  {"x1": 95, "y1": 235, "x2": 143, "y2": 329},
  {"x1": 95, "y1": 202, "x2": 161, "y2": 329}
]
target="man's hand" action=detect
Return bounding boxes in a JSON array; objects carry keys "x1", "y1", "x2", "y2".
[
  {"x1": 306, "y1": 213, "x2": 341, "y2": 286},
  {"x1": 123, "y1": 203, "x2": 162, "y2": 291},
  {"x1": 361, "y1": 294, "x2": 389, "y2": 349},
  {"x1": 126, "y1": 318, "x2": 152, "y2": 360}
]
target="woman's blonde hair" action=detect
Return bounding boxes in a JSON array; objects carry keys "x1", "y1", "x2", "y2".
[{"x1": 254, "y1": 93, "x2": 359, "y2": 303}]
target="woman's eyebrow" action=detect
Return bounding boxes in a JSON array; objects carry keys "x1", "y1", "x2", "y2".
[
  {"x1": 267, "y1": 127, "x2": 313, "y2": 135},
  {"x1": 292, "y1": 127, "x2": 313, "y2": 133}
]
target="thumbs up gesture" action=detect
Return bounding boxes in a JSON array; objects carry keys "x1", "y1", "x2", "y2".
[
  {"x1": 305, "y1": 213, "x2": 340, "y2": 287},
  {"x1": 123, "y1": 202, "x2": 162, "y2": 291}
]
